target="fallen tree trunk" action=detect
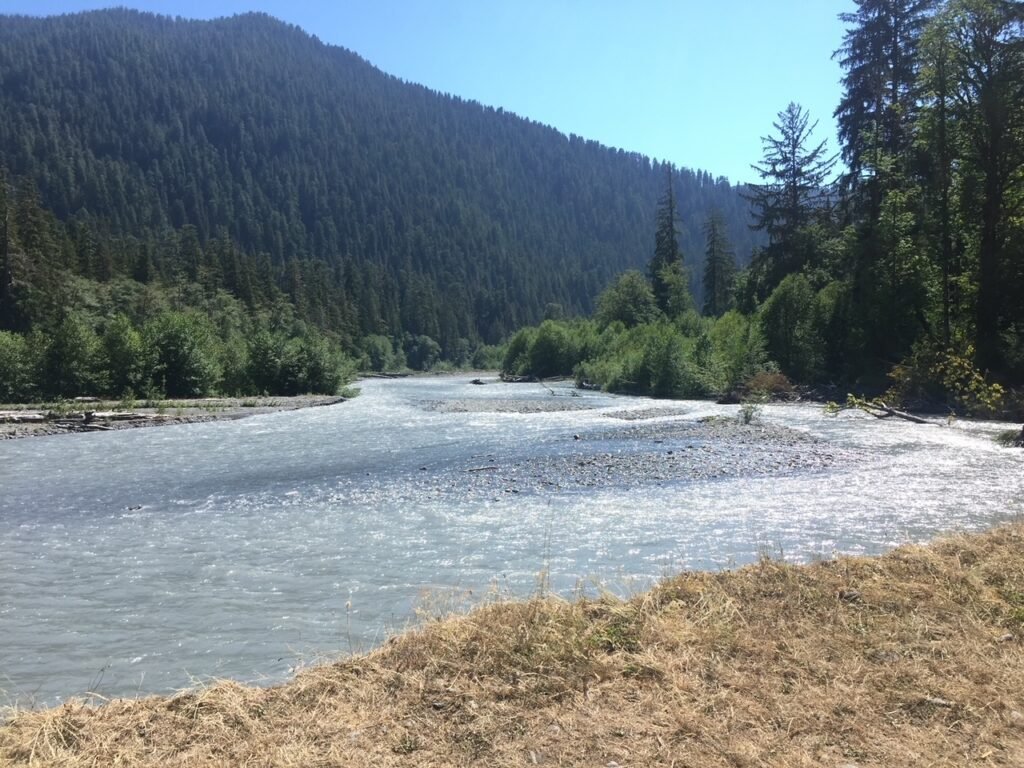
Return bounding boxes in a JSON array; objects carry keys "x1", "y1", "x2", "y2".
[
  {"x1": 828, "y1": 396, "x2": 933, "y2": 425},
  {"x1": 858, "y1": 401, "x2": 931, "y2": 425}
]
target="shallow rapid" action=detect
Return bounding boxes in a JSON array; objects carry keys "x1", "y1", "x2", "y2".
[{"x1": 2, "y1": 374, "x2": 1021, "y2": 705}]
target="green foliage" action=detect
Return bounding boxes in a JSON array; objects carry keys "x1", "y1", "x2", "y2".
[
  {"x1": 361, "y1": 335, "x2": 406, "y2": 373},
  {"x1": 758, "y1": 274, "x2": 824, "y2": 382},
  {"x1": 574, "y1": 323, "x2": 711, "y2": 399},
  {"x1": 0, "y1": 330, "x2": 34, "y2": 402},
  {"x1": 595, "y1": 271, "x2": 660, "y2": 329},
  {"x1": 502, "y1": 327, "x2": 538, "y2": 378},
  {"x1": 886, "y1": 341, "x2": 1005, "y2": 416},
  {"x1": 738, "y1": 400, "x2": 763, "y2": 425},
  {"x1": 278, "y1": 335, "x2": 350, "y2": 395},
  {"x1": 702, "y1": 211, "x2": 738, "y2": 317},
  {"x1": 42, "y1": 314, "x2": 104, "y2": 397},
  {"x1": 708, "y1": 311, "x2": 769, "y2": 392},
  {"x1": 100, "y1": 314, "x2": 150, "y2": 397},
  {"x1": 144, "y1": 312, "x2": 218, "y2": 398},
  {"x1": 403, "y1": 334, "x2": 441, "y2": 372}
]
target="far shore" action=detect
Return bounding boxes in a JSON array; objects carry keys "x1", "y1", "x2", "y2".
[{"x1": 0, "y1": 394, "x2": 349, "y2": 440}]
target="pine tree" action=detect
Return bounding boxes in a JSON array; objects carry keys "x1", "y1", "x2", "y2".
[
  {"x1": 649, "y1": 167, "x2": 686, "y2": 315},
  {"x1": 745, "y1": 103, "x2": 836, "y2": 290},
  {"x1": 702, "y1": 211, "x2": 737, "y2": 317},
  {"x1": 834, "y1": 0, "x2": 935, "y2": 199},
  {"x1": 944, "y1": 0, "x2": 1024, "y2": 371},
  {"x1": 0, "y1": 169, "x2": 10, "y2": 326}
]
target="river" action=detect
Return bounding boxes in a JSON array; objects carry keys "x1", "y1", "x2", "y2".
[{"x1": 1, "y1": 374, "x2": 1021, "y2": 706}]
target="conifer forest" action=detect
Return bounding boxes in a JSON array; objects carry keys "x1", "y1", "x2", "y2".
[{"x1": 0, "y1": 2, "x2": 1021, "y2": 414}]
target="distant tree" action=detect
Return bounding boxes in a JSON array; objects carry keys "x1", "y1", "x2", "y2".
[
  {"x1": 0, "y1": 169, "x2": 12, "y2": 330},
  {"x1": 595, "y1": 270, "x2": 660, "y2": 328},
  {"x1": 145, "y1": 311, "x2": 218, "y2": 398},
  {"x1": 42, "y1": 313, "x2": 103, "y2": 397},
  {"x1": 745, "y1": 103, "x2": 837, "y2": 291},
  {"x1": 101, "y1": 314, "x2": 150, "y2": 396},
  {"x1": 649, "y1": 167, "x2": 688, "y2": 315},
  {"x1": 0, "y1": 330, "x2": 33, "y2": 401},
  {"x1": 702, "y1": 211, "x2": 737, "y2": 317}
]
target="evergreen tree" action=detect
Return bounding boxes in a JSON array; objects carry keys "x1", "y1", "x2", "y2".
[
  {"x1": 944, "y1": 0, "x2": 1024, "y2": 371},
  {"x1": 834, "y1": 0, "x2": 935, "y2": 201},
  {"x1": 0, "y1": 169, "x2": 11, "y2": 329},
  {"x1": 649, "y1": 167, "x2": 688, "y2": 315},
  {"x1": 745, "y1": 103, "x2": 837, "y2": 292},
  {"x1": 702, "y1": 211, "x2": 737, "y2": 317}
]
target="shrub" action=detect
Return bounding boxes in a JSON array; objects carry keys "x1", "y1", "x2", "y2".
[
  {"x1": 101, "y1": 314, "x2": 151, "y2": 396},
  {"x1": 0, "y1": 331, "x2": 34, "y2": 402},
  {"x1": 144, "y1": 311, "x2": 218, "y2": 398},
  {"x1": 759, "y1": 274, "x2": 823, "y2": 382},
  {"x1": 595, "y1": 271, "x2": 660, "y2": 328},
  {"x1": 709, "y1": 310, "x2": 769, "y2": 392},
  {"x1": 42, "y1": 313, "x2": 104, "y2": 397},
  {"x1": 744, "y1": 371, "x2": 794, "y2": 399},
  {"x1": 886, "y1": 341, "x2": 1005, "y2": 416},
  {"x1": 502, "y1": 327, "x2": 537, "y2": 376}
]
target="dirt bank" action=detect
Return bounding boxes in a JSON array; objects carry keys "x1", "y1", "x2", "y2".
[{"x1": 4, "y1": 523, "x2": 1023, "y2": 766}]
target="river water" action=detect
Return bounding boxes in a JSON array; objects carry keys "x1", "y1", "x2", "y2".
[{"x1": 1, "y1": 374, "x2": 1021, "y2": 705}]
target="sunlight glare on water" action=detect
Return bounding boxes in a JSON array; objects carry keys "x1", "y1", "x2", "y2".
[{"x1": 1, "y1": 374, "x2": 1021, "y2": 705}]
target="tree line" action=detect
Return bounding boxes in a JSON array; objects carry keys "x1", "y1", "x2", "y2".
[
  {"x1": 0, "y1": 8, "x2": 758, "y2": 363},
  {"x1": 503, "y1": 0, "x2": 1022, "y2": 416}
]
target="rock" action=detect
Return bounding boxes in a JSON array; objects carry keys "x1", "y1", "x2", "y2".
[
  {"x1": 838, "y1": 588, "x2": 862, "y2": 603},
  {"x1": 470, "y1": 378, "x2": 486, "y2": 385}
]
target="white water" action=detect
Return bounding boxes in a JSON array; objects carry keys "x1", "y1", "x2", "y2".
[{"x1": 1, "y1": 374, "x2": 1021, "y2": 705}]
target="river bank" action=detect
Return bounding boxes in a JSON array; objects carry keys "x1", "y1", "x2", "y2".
[
  {"x1": 3, "y1": 522, "x2": 1024, "y2": 766},
  {"x1": 0, "y1": 395, "x2": 349, "y2": 439}
]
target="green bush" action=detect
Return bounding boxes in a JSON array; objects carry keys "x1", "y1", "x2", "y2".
[
  {"x1": 144, "y1": 311, "x2": 219, "y2": 398},
  {"x1": 0, "y1": 330, "x2": 35, "y2": 402},
  {"x1": 576, "y1": 323, "x2": 710, "y2": 398},
  {"x1": 502, "y1": 327, "x2": 537, "y2": 376},
  {"x1": 362, "y1": 334, "x2": 406, "y2": 372},
  {"x1": 759, "y1": 274, "x2": 823, "y2": 382},
  {"x1": 404, "y1": 334, "x2": 441, "y2": 371},
  {"x1": 709, "y1": 311, "x2": 769, "y2": 392},
  {"x1": 101, "y1": 314, "x2": 151, "y2": 396},
  {"x1": 42, "y1": 313, "x2": 104, "y2": 397},
  {"x1": 595, "y1": 270, "x2": 660, "y2": 328}
]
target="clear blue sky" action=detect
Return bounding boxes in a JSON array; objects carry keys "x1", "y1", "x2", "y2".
[{"x1": 0, "y1": 0, "x2": 852, "y2": 184}]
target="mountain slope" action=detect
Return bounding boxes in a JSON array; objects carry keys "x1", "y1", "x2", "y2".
[{"x1": 0, "y1": 9, "x2": 757, "y2": 345}]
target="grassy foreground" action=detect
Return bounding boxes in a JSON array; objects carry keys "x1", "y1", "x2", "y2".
[{"x1": 4, "y1": 526, "x2": 1024, "y2": 767}]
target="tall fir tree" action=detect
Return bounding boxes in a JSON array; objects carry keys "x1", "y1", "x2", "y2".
[
  {"x1": 649, "y1": 167, "x2": 687, "y2": 315},
  {"x1": 745, "y1": 103, "x2": 836, "y2": 292},
  {"x1": 944, "y1": 0, "x2": 1024, "y2": 371},
  {"x1": 702, "y1": 211, "x2": 737, "y2": 317},
  {"x1": 834, "y1": 0, "x2": 935, "y2": 203}
]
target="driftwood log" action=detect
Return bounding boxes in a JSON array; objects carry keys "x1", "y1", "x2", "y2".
[
  {"x1": 856, "y1": 401, "x2": 931, "y2": 424},
  {"x1": 830, "y1": 396, "x2": 933, "y2": 425}
]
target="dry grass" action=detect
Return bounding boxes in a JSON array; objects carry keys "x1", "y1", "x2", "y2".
[{"x1": 5, "y1": 524, "x2": 1024, "y2": 766}]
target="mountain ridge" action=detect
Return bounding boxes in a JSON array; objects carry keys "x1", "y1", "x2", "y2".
[{"x1": 0, "y1": 8, "x2": 759, "y2": 345}]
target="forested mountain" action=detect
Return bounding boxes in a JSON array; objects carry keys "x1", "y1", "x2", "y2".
[{"x1": 0, "y1": 9, "x2": 756, "y2": 351}]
